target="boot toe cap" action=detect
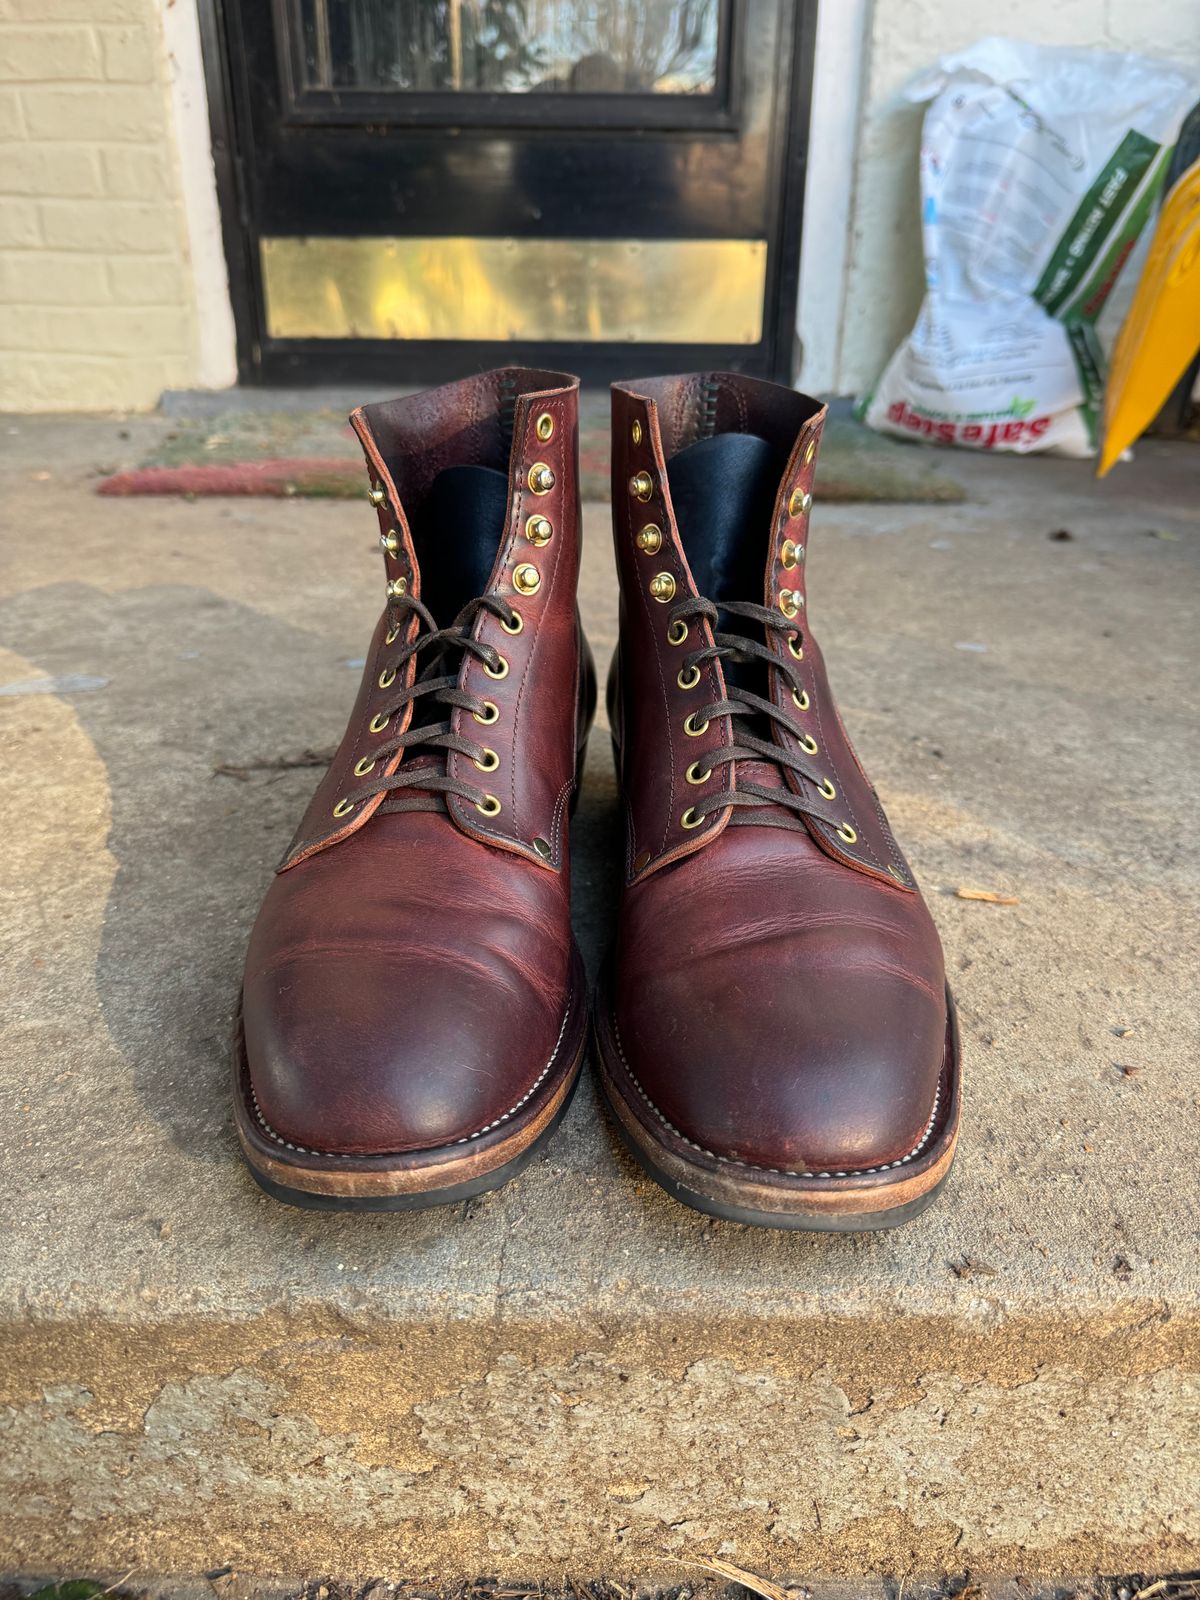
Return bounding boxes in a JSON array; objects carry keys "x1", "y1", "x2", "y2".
[
  {"x1": 243, "y1": 947, "x2": 566, "y2": 1157},
  {"x1": 614, "y1": 943, "x2": 947, "y2": 1177}
]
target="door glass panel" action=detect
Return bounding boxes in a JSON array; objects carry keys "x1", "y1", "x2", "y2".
[{"x1": 294, "y1": 0, "x2": 722, "y2": 96}]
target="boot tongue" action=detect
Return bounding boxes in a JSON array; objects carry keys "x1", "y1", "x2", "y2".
[
  {"x1": 667, "y1": 432, "x2": 785, "y2": 719},
  {"x1": 667, "y1": 433, "x2": 783, "y2": 609},
  {"x1": 411, "y1": 464, "x2": 509, "y2": 625},
  {"x1": 398, "y1": 463, "x2": 510, "y2": 791}
]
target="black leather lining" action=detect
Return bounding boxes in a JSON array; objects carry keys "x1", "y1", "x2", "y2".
[
  {"x1": 412, "y1": 463, "x2": 510, "y2": 627},
  {"x1": 667, "y1": 431, "x2": 786, "y2": 706}
]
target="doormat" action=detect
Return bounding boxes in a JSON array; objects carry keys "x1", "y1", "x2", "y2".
[{"x1": 96, "y1": 408, "x2": 965, "y2": 504}]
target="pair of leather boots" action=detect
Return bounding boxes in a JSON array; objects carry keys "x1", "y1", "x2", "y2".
[{"x1": 234, "y1": 368, "x2": 961, "y2": 1231}]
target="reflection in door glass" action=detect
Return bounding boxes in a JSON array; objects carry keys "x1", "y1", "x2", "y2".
[{"x1": 295, "y1": 0, "x2": 721, "y2": 96}]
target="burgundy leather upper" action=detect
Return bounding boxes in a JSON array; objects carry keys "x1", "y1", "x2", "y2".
[
  {"x1": 241, "y1": 369, "x2": 588, "y2": 1157},
  {"x1": 606, "y1": 373, "x2": 948, "y2": 1175}
]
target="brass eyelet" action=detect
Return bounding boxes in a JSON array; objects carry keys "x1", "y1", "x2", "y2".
[
  {"x1": 629, "y1": 470, "x2": 654, "y2": 502},
  {"x1": 798, "y1": 732, "x2": 818, "y2": 756},
  {"x1": 525, "y1": 514, "x2": 553, "y2": 546},
  {"x1": 528, "y1": 462, "x2": 555, "y2": 495},
  {"x1": 535, "y1": 411, "x2": 554, "y2": 442},
  {"x1": 792, "y1": 686, "x2": 810, "y2": 711},
  {"x1": 353, "y1": 756, "x2": 376, "y2": 777},
  {"x1": 685, "y1": 760, "x2": 712, "y2": 785},
  {"x1": 332, "y1": 798, "x2": 354, "y2": 818},
  {"x1": 501, "y1": 609, "x2": 523, "y2": 635},
  {"x1": 369, "y1": 711, "x2": 390, "y2": 733},
  {"x1": 680, "y1": 807, "x2": 705, "y2": 830},
  {"x1": 836, "y1": 823, "x2": 858, "y2": 844},
  {"x1": 368, "y1": 486, "x2": 386, "y2": 508},
  {"x1": 818, "y1": 778, "x2": 837, "y2": 801},
  {"x1": 677, "y1": 664, "x2": 701, "y2": 691},
  {"x1": 631, "y1": 419, "x2": 643, "y2": 446},
  {"x1": 649, "y1": 572, "x2": 676, "y2": 604},
  {"x1": 387, "y1": 576, "x2": 408, "y2": 599},
  {"x1": 788, "y1": 635, "x2": 804, "y2": 660},
  {"x1": 483, "y1": 653, "x2": 509, "y2": 680},
  {"x1": 683, "y1": 712, "x2": 709, "y2": 737},
  {"x1": 473, "y1": 699, "x2": 499, "y2": 725},
  {"x1": 636, "y1": 524, "x2": 663, "y2": 554},
  {"x1": 513, "y1": 563, "x2": 540, "y2": 596},
  {"x1": 378, "y1": 665, "x2": 397, "y2": 689},
  {"x1": 667, "y1": 618, "x2": 689, "y2": 646},
  {"x1": 385, "y1": 623, "x2": 401, "y2": 645},
  {"x1": 473, "y1": 747, "x2": 500, "y2": 773},
  {"x1": 804, "y1": 439, "x2": 816, "y2": 465},
  {"x1": 476, "y1": 793, "x2": 502, "y2": 817}
]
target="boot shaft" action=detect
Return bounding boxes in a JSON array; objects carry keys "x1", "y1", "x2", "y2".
[
  {"x1": 609, "y1": 370, "x2": 916, "y2": 891},
  {"x1": 281, "y1": 367, "x2": 586, "y2": 874}
]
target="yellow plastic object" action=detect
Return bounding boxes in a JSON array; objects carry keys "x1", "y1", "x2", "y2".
[{"x1": 1099, "y1": 156, "x2": 1200, "y2": 475}]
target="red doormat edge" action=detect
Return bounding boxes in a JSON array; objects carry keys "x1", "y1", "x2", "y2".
[{"x1": 96, "y1": 457, "x2": 362, "y2": 498}]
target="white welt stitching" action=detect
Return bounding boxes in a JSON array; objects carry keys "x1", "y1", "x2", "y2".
[
  {"x1": 249, "y1": 1000, "x2": 574, "y2": 1158},
  {"x1": 611, "y1": 1014, "x2": 942, "y2": 1179}
]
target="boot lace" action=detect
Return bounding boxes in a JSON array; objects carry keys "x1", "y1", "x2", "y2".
[
  {"x1": 667, "y1": 596, "x2": 854, "y2": 841},
  {"x1": 338, "y1": 592, "x2": 521, "y2": 818}
]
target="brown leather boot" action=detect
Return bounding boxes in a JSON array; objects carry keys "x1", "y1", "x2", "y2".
[
  {"x1": 594, "y1": 373, "x2": 961, "y2": 1230},
  {"x1": 234, "y1": 369, "x2": 593, "y2": 1210}
]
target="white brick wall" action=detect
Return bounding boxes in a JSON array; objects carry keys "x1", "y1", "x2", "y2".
[
  {"x1": 4, "y1": 0, "x2": 1198, "y2": 409},
  {"x1": 0, "y1": 0, "x2": 198, "y2": 411}
]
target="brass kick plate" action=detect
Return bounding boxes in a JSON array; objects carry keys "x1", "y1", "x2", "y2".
[{"x1": 260, "y1": 236, "x2": 767, "y2": 344}]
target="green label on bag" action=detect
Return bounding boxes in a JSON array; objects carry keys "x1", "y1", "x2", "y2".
[
  {"x1": 1065, "y1": 320, "x2": 1106, "y2": 447},
  {"x1": 1066, "y1": 143, "x2": 1172, "y2": 323},
  {"x1": 1033, "y1": 129, "x2": 1160, "y2": 317}
]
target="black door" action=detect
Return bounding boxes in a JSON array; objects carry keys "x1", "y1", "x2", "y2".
[{"x1": 203, "y1": 0, "x2": 815, "y2": 385}]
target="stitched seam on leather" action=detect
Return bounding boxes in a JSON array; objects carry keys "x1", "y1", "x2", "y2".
[
  {"x1": 283, "y1": 431, "x2": 419, "y2": 865},
  {"x1": 870, "y1": 786, "x2": 910, "y2": 880},
  {"x1": 507, "y1": 393, "x2": 567, "y2": 837},
  {"x1": 699, "y1": 377, "x2": 719, "y2": 440},
  {"x1": 249, "y1": 1000, "x2": 574, "y2": 1159},
  {"x1": 763, "y1": 459, "x2": 882, "y2": 875},
  {"x1": 827, "y1": 691, "x2": 905, "y2": 878},
  {"x1": 628, "y1": 423, "x2": 677, "y2": 861},
  {"x1": 462, "y1": 395, "x2": 529, "y2": 843},
  {"x1": 547, "y1": 773, "x2": 573, "y2": 867},
  {"x1": 506, "y1": 450, "x2": 530, "y2": 829},
  {"x1": 724, "y1": 376, "x2": 749, "y2": 434},
  {"x1": 454, "y1": 392, "x2": 566, "y2": 854},
  {"x1": 610, "y1": 1014, "x2": 942, "y2": 1179},
  {"x1": 801, "y1": 643, "x2": 883, "y2": 873}
]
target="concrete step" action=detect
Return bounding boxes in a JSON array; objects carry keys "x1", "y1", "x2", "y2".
[{"x1": 0, "y1": 420, "x2": 1197, "y2": 1581}]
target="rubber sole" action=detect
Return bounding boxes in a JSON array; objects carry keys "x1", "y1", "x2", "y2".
[
  {"x1": 232, "y1": 953, "x2": 588, "y2": 1213},
  {"x1": 593, "y1": 981, "x2": 961, "y2": 1233}
]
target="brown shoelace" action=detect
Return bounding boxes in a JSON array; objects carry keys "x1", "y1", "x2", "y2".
[
  {"x1": 667, "y1": 596, "x2": 846, "y2": 831},
  {"x1": 339, "y1": 592, "x2": 519, "y2": 817}
]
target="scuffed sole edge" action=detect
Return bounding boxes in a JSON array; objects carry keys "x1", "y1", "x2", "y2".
[
  {"x1": 240, "y1": 1061, "x2": 583, "y2": 1212},
  {"x1": 593, "y1": 985, "x2": 961, "y2": 1233},
  {"x1": 232, "y1": 956, "x2": 587, "y2": 1213}
]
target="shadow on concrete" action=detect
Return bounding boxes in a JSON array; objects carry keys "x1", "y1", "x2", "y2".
[{"x1": 1, "y1": 580, "x2": 629, "y2": 1174}]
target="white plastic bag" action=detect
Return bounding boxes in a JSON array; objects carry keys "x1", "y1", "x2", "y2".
[{"x1": 863, "y1": 37, "x2": 1200, "y2": 455}]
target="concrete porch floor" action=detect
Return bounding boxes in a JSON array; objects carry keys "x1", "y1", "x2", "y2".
[{"x1": 0, "y1": 413, "x2": 1197, "y2": 1582}]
